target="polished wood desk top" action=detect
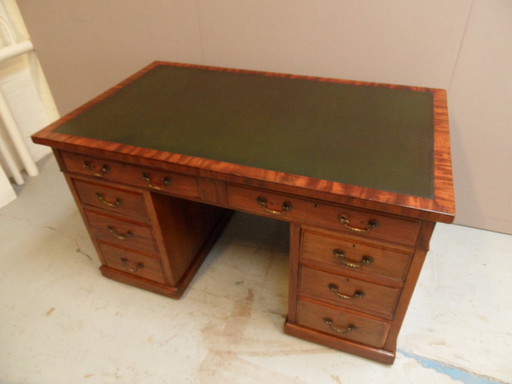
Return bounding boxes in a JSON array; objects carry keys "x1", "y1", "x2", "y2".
[{"x1": 33, "y1": 61, "x2": 455, "y2": 224}]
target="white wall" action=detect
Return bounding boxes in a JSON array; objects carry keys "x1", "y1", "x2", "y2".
[
  {"x1": 448, "y1": 0, "x2": 512, "y2": 233},
  {"x1": 0, "y1": 0, "x2": 56, "y2": 161},
  {"x1": 17, "y1": 0, "x2": 512, "y2": 234},
  {"x1": 0, "y1": 0, "x2": 57, "y2": 207}
]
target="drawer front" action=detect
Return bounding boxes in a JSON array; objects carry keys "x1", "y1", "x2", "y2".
[
  {"x1": 99, "y1": 243, "x2": 165, "y2": 283},
  {"x1": 84, "y1": 209, "x2": 158, "y2": 254},
  {"x1": 297, "y1": 299, "x2": 390, "y2": 348},
  {"x1": 227, "y1": 185, "x2": 420, "y2": 245},
  {"x1": 299, "y1": 267, "x2": 400, "y2": 318},
  {"x1": 302, "y1": 229, "x2": 411, "y2": 282},
  {"x1": 61, "y1": 152, "x2": 200, "y2": 199},
  {"x1": 72, "y1": 178, "x2": 149, "y2": 221}
]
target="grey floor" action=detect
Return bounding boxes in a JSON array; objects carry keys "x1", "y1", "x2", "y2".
[{"x1": 1, "y1": 155, "x2": 510, "y2": 384}]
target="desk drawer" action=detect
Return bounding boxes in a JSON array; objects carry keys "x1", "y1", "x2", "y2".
[
  {"x1": 301, "y1": 229, "x2": 411, "y2": 282},
  {"x1": 299, "y1": 267, "x2": 400, "y2": 319},
  {"x1": 297, "y1": 299, "x2": 390, "y2": 348},
  {"x1": 84, "y1": 209, "x2": 158, "y2": 254},
  {"x1": 72, "y1": 178, "x2": 149, "y2": 221},
  {"x1": 99, "y1": 243, "x2": 165, "y2": 283},
  {"x1": 227, "y1": 185, "x2": 420, "y2": 245},
  {"x1": 61, "y1": 152, "x2": 200, "y2": 199}
]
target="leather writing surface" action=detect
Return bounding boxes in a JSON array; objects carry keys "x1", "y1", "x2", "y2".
[{"x1": 56, "y1": 65, "x2": 434, "y2": 198}]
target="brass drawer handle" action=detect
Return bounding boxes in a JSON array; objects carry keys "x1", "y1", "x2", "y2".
[
  {"x1": 83, "y1": 161, "x2": 110, "y2": 177},
  {"x1": 256, "y1": 196, "x2": 292, "y2": 215},
  {"x1": 328, "y1": 283, "x2": 365, "y2": 300},
  {"x1": 333, "y1": 249, "x2": 374, "y2": 269},
  {"x1": 120, "y1": 257, "x2": 144, "y2": 273},
  {"x1": 142, "y1": 172, "x2": 172, "y2": 190},
  {"x1": 96, "y1": 192, "x2": 122, "y2": 207},
  {"x1": 338, "y1": 214, "x2": 379, "y2": 233},
  {"x1": 323, "y1": 318, "x2": 357, "y2": 334},
  {"x1": 107, "y1": 225, "x2": 133, "y2": 240}
]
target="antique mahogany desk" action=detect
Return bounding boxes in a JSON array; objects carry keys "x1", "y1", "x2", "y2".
[{"x1": 32, "y1": 62, "x2": 455, "y2": 364}]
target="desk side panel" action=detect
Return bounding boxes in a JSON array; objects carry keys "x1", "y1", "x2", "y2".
[{"x1": 147, "y1": 192, "x2": 231, "y2": 289}]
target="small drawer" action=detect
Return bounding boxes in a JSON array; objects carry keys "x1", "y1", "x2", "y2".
[
  {"x1": 84, "y1": 209, "x2": 158, "y2": 254},
  {"x1": 301, "y1": 229, "x2": 411, "y2": 282},
  {"x1": 61, "y1": 151, "x2": 127, "y2": 181},
  {"x1": 299, "y1": 267, "x2": 400, "y2": 319},
  {"x1": 119, "y1": 166, "x2": 199, "y2": 199},
  {"x1": 72, "y1": 178, "x2": 149, "y2": 221},
  {"x1": 226, "y1": 185, "x2": 420, "y2": 245},
  {"x1": 99, "y1": 242, "x2": 165, "y2": 283},
  {"x1": 297, "y1": 299, "x2": 390, "y2": 348},
  {"x1": 61, "y1": 152, "x2": 200, "y2": 199}
]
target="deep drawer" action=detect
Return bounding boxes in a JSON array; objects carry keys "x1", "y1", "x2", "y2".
[
  {"x1": 297, "y1": 299, "x2": 390, "y2": 348},
  {"x1": 61, "y1": 151, "x2": 200, "y2": 199},
  {"x1": 301, "y1": 229, "x2": 412, "y2": 282},
  {"x1": 299, "y1": 266, "x2": 400, "y2": 319},
  {"x1": 84, "y1": 209, "x2": 159, "y2": 255},
  {"x1": 99, "y1": 242, "x2": 165, "y2": 283},
  {"x1": 72, "y1": 178, "x2": 149, "y2": 221},
  {"x1": 227, "y1": 184, "x2": 420, "y2": 246}
]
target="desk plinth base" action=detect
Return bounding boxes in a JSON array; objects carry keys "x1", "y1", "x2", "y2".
[
  {"x1": 100, "y1": 266, "x2": 185, "y2": 298},
  {"x1": 284, "y1": 321, "x2": 395, "y2": 365}
]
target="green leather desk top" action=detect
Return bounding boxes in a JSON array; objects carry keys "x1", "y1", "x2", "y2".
[{"x1": 55, "y1": 64, "x2": 435, "y2": 198}]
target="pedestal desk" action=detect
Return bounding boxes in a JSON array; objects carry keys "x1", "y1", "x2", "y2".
[{"x1": 32, "y1": 62, "x2": 455, "y2": 364}]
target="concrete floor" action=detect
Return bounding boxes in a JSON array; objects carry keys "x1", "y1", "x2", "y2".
[{"x1": 0, "y1": 155, "x2": 510, "y2": 384}]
